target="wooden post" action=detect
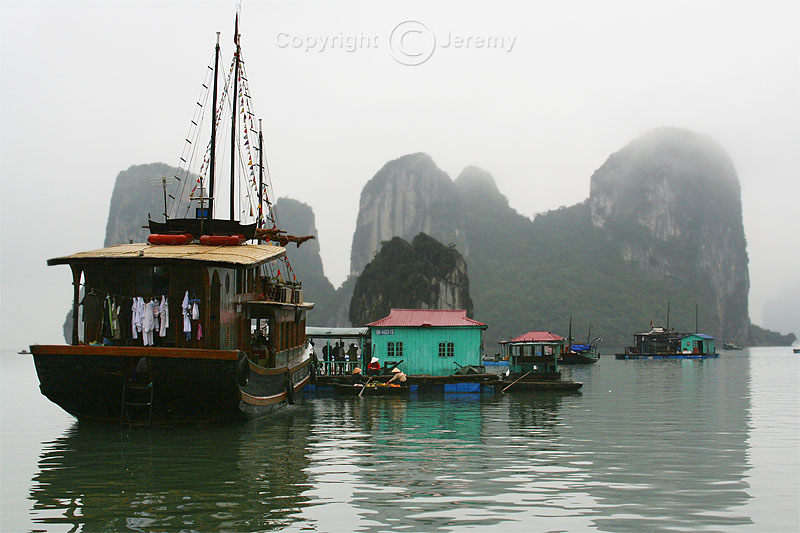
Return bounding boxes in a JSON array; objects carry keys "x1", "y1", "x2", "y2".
[{"x1": 70, "y1": 265, "x2": 82, "y2": 345}]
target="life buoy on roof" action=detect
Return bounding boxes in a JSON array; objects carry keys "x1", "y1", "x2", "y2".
[
  {"x1": 199, "y1": 234, "x2": 245, "y2": 246},
  {"x1": 147, "y1": 233, "x2": 193, "y2": 245}
]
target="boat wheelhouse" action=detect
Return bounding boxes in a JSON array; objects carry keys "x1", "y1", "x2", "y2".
[{"x1": 499, "y1": 331, "x2": 582, "y2": 391}]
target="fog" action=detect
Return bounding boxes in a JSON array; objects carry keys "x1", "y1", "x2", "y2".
[{"x1": 1, "y1": 0, "x2": 798, "y2": 351}]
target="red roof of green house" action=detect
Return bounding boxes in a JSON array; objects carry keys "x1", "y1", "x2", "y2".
[
  {"x1": 366, "y1": 309, "x2": 487, "y2": 328},
  {"x1": 502, "y1": 331, "x2": 565, "y2": 343}
]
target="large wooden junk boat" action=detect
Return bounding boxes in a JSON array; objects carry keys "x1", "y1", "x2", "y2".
[
  {"x1": 29, "y1": 15, "x2": 315, "y2": 424},
  {"x1": 499, "y1": 332, "x2": 582, "y2": 392}
]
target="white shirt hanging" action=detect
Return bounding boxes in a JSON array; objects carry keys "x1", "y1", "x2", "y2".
[
  {"x1": 182, "y1": 291, "x2": 191, "y2": 333},
  {"x1": 159, "y1": 296, "x2": 169, "y2": 337}
]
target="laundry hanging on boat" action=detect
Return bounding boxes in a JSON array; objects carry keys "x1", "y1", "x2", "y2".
[
  {"x1": 111, "y1": 299, "x2": 122, "y2": 340},
  {"x1": 142, "y1": 298, "x2": 156, "y2": 346},
  {"x1": 159, "y1": 296, "x2": 169, "y2": 337},
  {"x1": 182, "y1": 291, "x2": 191, "y2": 332},
  {"x1": 101, "y1": 295, "x2": 113, "y2": 340},
  {"x1": 131, "y1": 298, "x2": 139, "y2": 340}
]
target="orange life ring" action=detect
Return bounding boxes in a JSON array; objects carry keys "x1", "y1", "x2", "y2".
[{"x1": 147, "y1": 233, "x2": 193, "y2": 245}]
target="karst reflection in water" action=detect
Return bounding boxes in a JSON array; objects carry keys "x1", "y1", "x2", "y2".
[{"x1": 28, "y1": 353, "x2": 762, "y2": 531}]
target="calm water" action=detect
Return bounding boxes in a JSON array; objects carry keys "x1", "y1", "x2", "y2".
[{"x1": 1, "y1": 348, "x2": 798, "y2": 531}]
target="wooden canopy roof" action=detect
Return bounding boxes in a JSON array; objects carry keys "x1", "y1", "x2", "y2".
[{"x1": 47, "y1": 243, "x2": 286, "y2": 269}]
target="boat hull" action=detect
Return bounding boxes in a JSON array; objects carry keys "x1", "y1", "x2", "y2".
[
  {"x1": 559, "y1": 353, "x2": 599, "y2": 365},
  {"x1": 501, "y1": 380, "x2": 583, "y2": 392},
  {"x1": 30, "y1": 345, "x2": 310, "y2": 424}
]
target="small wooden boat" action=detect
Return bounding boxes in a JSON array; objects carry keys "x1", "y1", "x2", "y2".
[
  {"x1": 559, "y1": 319, "x2": 600, "y2": 365},
  {"x1": 722, "y1": 342, "x2": 744, "y2": 350},
  {"x1": 334, "y1": 382, "x2": 410, "y2": 396}
]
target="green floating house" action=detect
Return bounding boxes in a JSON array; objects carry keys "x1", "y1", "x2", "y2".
[
  {"x1": 366, "y1": 309, "x2": 487, "y2": 376},
  {"x1": 680, "y1": 334, "x2": 716, "y2": 355}
]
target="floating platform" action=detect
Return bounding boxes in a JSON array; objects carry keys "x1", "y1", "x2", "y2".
[
  {"x1": 499, "y1": 380, "x2": 582, "y2": 392},
  {"x1": 615, "y1": 353, "x2": 719, "y2": 360},
  {"x1": 307, "y1": 372, "x2": 585, "y2": 395}
]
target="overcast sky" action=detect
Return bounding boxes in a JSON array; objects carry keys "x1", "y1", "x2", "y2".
[{"x1": 1, "y1": 0, "x2": 798, "y2": 350}]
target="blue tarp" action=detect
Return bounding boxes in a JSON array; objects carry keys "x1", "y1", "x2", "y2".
[{"x1": 571, "y1": 344, "x2": 592, "y2": 353}]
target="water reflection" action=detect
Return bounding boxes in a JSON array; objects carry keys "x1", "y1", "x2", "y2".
[
  {"x1": 26, "y1": 356, "x2": 756, "y2": 531},
  {"x1": 29, "y1": 409, "x2": 313, "y2": 531},
  {"x1": 299, "y1": 358, "x2": 753, "y2": 532}
]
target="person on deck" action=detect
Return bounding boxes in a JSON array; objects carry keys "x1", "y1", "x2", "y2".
[
  {"x1": 367, "y1": 356, "x2": 381, "y2": 375},
  {"x1": 387, "y1": 367, "x2": 407, "y2": 386}
]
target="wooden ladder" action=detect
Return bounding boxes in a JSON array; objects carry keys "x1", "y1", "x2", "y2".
[{"x1": 121, "y1": 379, "x2": 154, "y2": 426}]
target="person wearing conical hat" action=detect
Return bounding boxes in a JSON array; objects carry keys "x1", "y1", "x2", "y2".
[
  {"x1": 387, "y1": 366, "x2": 407, "y2": 385},
  {"x1": 351, "y1": 366, "x2": 367, "y2": 384},
  {"x1": 367, "y1": 356, "x2": 381, "y2": 375}
]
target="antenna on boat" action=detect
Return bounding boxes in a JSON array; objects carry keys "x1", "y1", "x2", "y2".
[
  {"x1": 586, "y1": 322, "x2": 591, "y2": 345},
  {"x1": 230, "y1": 14, "x2": 240, "y2": 221},
  {"x1": 666, "y1": 301, "x2": 671, "y2": 331},
  {"x1": 161, "y1": 176, "x2": 169, "y2": 221},
  {"x1": 208, "y1": 31, "x2": 220, "y2": 223}
]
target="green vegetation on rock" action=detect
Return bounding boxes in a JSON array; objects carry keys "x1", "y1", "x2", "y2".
[{"x1": 349, "y1": 233, "x2": 473, "y2": 326}]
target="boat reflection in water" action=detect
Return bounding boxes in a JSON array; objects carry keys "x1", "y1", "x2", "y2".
[
  {"x1": 28, "y1": 354, "x2": 757, "y2": 531},
  {"x1": 29, "y1": 411, "x2": 313, "y2": 531}
]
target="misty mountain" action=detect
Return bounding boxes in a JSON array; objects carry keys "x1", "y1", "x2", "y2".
[
  {"x1": 104, "y1": 163, "x2": 189, "y2": 246},
  {"x1": 347, "y1": 128, "x2": 794, "y2": 347},
  {"x1": 350, "y1": 153, "x2": 467, "y2": 276},
  {"x1": 81, "y1": 128, "x2": 796, "y2": 347}
]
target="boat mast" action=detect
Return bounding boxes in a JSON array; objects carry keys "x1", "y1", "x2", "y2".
[
  {"x1": 258, "y1": 118, "x2": 264, "y2": 227},
  {"x1": 230, "y1": 14, "x2": 240, "y2": 221},
  {"x1": 666, "y1": 301, "x2": 671, "y2": 331},
  {"x1": 208, "y1": 31, "x2": 220, "y2": 222},
  {"x1": 568, "y1": 315, "x2": 573, "y2": 352}
]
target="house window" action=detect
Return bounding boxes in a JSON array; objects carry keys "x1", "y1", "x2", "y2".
[
  {"x1": 396, "y1": 342, "x2": 403, "y2": 357},
  {"x1": 439, "y1": 342, "x2": 446, "y2": 357},
  {"x1": 447, "y1": 342, "x2": 454, "y2": 357},
  {"x1": 387, "y1": 342, "x2": 395, "y2": 358}
]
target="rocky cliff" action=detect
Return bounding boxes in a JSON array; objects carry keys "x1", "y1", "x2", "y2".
[
  {"x1": 272, "y1": 198, "x2": 337, "y2": 325},
  {"x1": 588, "y1": 128, "x2": 750, "y2": 341},
  {"x1": 347, "y1": 129, "x2": 770, "y2": 346},
  {"x1": 349, "y1": 153, "x2": 467, "y2": 276},
  {"x1": 104, "y1": 163, "x2": 186, "y2": 246},
  {"x1": 349, "y1": 233, "x2": 473, "y2": 326}
]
